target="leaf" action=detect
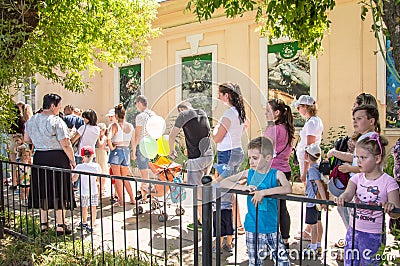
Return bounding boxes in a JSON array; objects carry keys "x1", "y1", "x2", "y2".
[{"x1": 361, "y1": 5, "x2": 368, "y2": 21}]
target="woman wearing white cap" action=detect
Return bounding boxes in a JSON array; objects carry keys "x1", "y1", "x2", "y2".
[
  {"x1": 293, "y1": 95, "x2": 324, "y2": 183},
  {"x1": 293, "y1": 95, "x2": 323, "y2": 241}
]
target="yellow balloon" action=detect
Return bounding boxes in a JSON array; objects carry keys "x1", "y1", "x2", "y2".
[{"x1": 157, "y1": 135, "x2": 171, "y2": 156}]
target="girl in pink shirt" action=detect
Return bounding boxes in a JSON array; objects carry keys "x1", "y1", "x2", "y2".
[
  {"x1": 264, "y1": 99, "x2": 295, "y2": 249},
  {"x1": 336, "y1": 133, "x2": 400, "y2": 266}
]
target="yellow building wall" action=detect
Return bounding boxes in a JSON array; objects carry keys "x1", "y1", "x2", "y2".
[{"x1": 35, "y1": 0, "x2": 398, "y2": 148}]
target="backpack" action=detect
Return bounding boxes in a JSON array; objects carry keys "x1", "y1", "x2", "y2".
[{"x1": 330, "y1": 136, "x2": 350, "y2": 170}]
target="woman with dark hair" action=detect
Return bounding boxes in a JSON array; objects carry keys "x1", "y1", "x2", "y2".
[
  {"x1": 107, "y1": 103, "x2": 135, "y2": 206},
  {"x1": 71, "y1": 109, "x2": 100, "y2": 165},
  {"x1": 264, "y1": 99, "x2": 295, "y2": 248},
  {"x1": 214, "y1": 82, "x2": 248, "y2": 234},
  {"x1": 24, "y1": 93, "x2": 76, "y2": 235}
]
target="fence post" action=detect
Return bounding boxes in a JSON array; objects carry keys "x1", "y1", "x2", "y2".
[
  {"x1": 0, "y1": 161, "x2": 4, "y2": 239},
  {"x1": 201, "y1": 175, "x2": 213, "y2": 266}
]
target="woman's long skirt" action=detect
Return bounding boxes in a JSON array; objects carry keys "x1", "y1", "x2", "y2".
[{"x1": 28, "y1": 150, "x2": 76, "y2": 210}]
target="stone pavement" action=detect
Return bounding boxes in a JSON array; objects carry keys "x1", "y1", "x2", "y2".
[
  {"x1": 4, "y1": 178, "x2": 398, "y2": 265},
  {"x1": 84, "y1": 183, "x2": 357, "y2": 266}
]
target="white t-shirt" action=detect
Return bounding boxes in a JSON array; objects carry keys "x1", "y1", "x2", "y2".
[
  {"x1": 76, "y1": 124, "x2": 100, "y2": 156},
  {"x1": 217, "y1": 107, "x2": 244, "y2": 151},
  {"x1": 297, "y1": 116, "x2": 324, "y2": 160},
  {"x1": 75, "y1": 162, "x2": 101, "y2": 196}
]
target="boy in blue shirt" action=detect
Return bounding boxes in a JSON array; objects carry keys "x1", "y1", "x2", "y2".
[{"x1": 217, "y1": 136, "x2": 291, "y2": 266}]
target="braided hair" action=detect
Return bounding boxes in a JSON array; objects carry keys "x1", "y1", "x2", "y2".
[
  {"x1": 268, "y1": 99, "x2": 295, "y2": 146},
  {"x1": 219, "y1": 82, "x2": 246, "y2": 124}
]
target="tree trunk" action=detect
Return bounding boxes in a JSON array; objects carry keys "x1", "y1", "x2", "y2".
[
  {"x1": 380, "y1": 0, "x2": 400, "y2": 75},
  {"x1": 0, "y1": 0, "x2": 39, "y2": 60}
]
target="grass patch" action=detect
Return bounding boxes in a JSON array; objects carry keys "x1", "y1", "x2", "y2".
[{"x1": 0, "y1": 211, "x2": 157, "y2": 265}]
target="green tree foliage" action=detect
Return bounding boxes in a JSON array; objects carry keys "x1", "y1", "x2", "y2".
[
  {"x1": 186, "y1": 0, "x2": 336, "y2": 56},
  {"x1": 0, "y1": 0, "x2": 159, "y2": 132},
  {"x1": 186, "y1": 0, "x2": 400, "y2": 81}
]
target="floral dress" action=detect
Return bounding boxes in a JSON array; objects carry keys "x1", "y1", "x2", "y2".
[{"x1": 18, "y1": 165, "x2": 31, "y2": 187}]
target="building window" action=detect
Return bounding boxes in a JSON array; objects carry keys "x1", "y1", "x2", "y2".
[
  {"x1": 119, "y1": 64, "x2": 142, "y2": 125},
  {"x1": 18, "y1": 77, "x2": 37, "y2": 111},
  {"x1": 385, "y1": 39, "x2": 400, "y2": 128},
  {"x1": 267, "y1": 41, "x2": 311, "y2": 127},
  {"x1": 181, "y1": 53, "x2": 212, "y2": 116}
]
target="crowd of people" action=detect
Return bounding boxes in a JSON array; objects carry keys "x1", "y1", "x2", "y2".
[{"x1": 3, "y1": 86, "x2": 400, "y2": 266}]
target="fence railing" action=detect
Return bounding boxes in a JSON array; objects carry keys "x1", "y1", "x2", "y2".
[{"x1": 1, "y1": 160, "x2": 399, "y2": 266}]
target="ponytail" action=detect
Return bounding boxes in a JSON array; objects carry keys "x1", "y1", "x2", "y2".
[
  {"x1": 219, "y1": 82, "x2": 246, "y2": 124},
  {"x1": 268, "y1": 99, "x2": 295, "y2": 146}
]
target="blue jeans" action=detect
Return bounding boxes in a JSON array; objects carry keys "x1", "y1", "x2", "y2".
[
  {"x1": 217, "y1": 147, "x2": 244, "y2": 175},
  {"x1": 108, "y1": 147, "x2": 130, "y2": 167}
]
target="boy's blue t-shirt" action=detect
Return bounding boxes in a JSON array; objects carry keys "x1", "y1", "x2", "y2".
[
  {"x1": 244, "y1": 168, "x2": 278, "y2": 234},
  {"x1": 305, "y1": 163, "x2": 321, "y2": 207}
]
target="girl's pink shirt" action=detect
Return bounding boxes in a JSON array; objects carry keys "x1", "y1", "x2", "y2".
[
  {"x1": 350, "y1": 172, "x2": 399, "y2": 234},
  {"x1": 264, "y1": 124, "x2": 292, "y2": 173}
]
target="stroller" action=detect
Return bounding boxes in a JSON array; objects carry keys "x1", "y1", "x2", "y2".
[{"x1": 134, "y1": 156, "x2": 186, "y2": 222}]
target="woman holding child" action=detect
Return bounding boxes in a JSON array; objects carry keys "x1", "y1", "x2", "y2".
[
  {"x1": 24, "y1": 93, "x2": 76, "y2": 235},
  {"x1": 264, "y1": 99, "x2": 295, "y2": 249}
]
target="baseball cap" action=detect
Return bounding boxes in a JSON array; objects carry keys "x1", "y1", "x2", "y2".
[
  {"x1": 305, "y1": 143, "x2": 321, "y2": 158},
  {"x1": 81, "y1": 146, "x2": 94, "y2": 157},
  {"x1": 292, "y1": 95, "x2": 315, "y2": 108},
  {"x1": 106, "y1": 108, "x2": 115, "y2": 117}
]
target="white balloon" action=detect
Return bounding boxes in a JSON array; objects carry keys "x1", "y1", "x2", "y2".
[{"x1": 145, "y1": 115, "x2": 166, "y2": 139}]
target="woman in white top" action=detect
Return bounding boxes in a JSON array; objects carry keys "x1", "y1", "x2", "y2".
[
  {"x1": 294, "y1": 95, "x2": 324, "y2": 183},
  {"x1": 213, "y1": 82, "x2": 247, "y2": 234},
  {"x1": 71, "y1": 109, "x2": 100, "y2": 164},
  {"x1": 293, "y1": 95, "x2": 324, "y2": 241},
  {"x1": 107, "y1": 104, "x2": 135, "y2": 206}
]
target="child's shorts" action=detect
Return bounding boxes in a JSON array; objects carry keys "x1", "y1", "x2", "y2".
[
  {"x1": 213, "y1": 209, "x2": 234, "y2": 237},
  {"x1": 305, "y1": 206, "x2": 321, "y2": 225},
  {"x1": 81, "y1": 194, "x2": 99, "y2": 207}
]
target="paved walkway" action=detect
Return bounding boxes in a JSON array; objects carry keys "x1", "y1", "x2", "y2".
[{"x1": 4, "y1": 178, "x2": 399, "y2": 265}]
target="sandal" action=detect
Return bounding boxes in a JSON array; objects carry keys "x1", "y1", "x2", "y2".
[
  {"x1": 294, "y1": 231, "x2": 312, "y2": 241},
  {"x1": 56, "y1": 224, "x2": 72, "y2": 236},
  {"x1": 237, "y1": 226, "x2": 245, "y2": 235},
  {"x1": 40, "y1": 222, "x2": 49, "y2": 232},
  {"x1": 113, "y1": 202, "x2": 124, "y2": 207}
]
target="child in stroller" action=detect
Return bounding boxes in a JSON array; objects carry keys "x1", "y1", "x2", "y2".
[{"x1": 133, "y1": 156, "x2": 186, "y2": 222}]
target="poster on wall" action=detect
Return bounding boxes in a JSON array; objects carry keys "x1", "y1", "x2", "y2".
[
  {"x1": 120, "y1": 64, "x2": 141, "y2": 125},
  {"x1": 182, "y1": 53, "x2": 212, "y2": 116},
  {"x1": 385, "y1": 39, "x2": 400, "y2": 128},
  {"x1": 267, "y1": 41, "x2": 310, "y2": 127}
]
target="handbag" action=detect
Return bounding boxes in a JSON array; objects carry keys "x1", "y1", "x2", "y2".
[
  {"x1": 72, "y1": 125, "x2": 86, "y2": 153},
  {"x1": 327, "y1": 165, "x2": 350, "y2": 197}
]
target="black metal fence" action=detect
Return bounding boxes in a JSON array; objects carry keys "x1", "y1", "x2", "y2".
[{"x1": 1, "y1": 160, "x2": 399, "y2": 265}]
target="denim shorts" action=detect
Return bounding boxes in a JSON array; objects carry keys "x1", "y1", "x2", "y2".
[
  {"x1": 217, "y1": 147, "x2": 244, "y2": 175},
  {"x1": 108, "y1": 147, "x2": 130, "y2": 167},
  {"x1": 135, "y1": 145, "x2": 149, "y2": 170}
]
